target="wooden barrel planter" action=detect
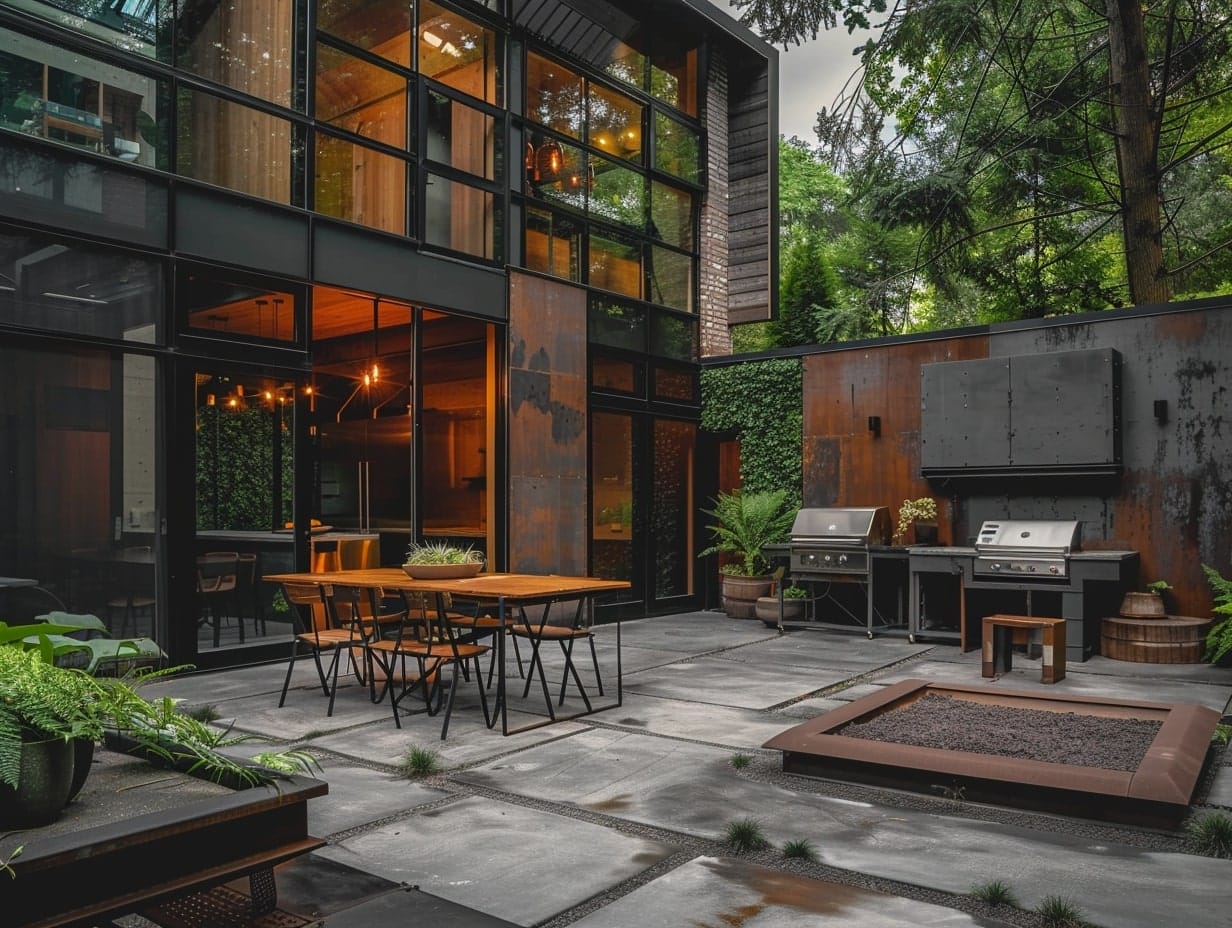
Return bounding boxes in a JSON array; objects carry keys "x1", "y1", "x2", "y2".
[
  {"x1": 1101, "y1": 614, "x2": 1211, "y2": 663},
  {"x1": 720, "y1": 575, "x2": 773, "y2": 619},
  {"x1": 1118, "y1": 591, "x2": 1166, "y2": 618}
]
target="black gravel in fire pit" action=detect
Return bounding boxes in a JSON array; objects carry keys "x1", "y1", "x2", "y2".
[{"x1": 840, "y1": 693, "x2": 1163, "y2": 771}]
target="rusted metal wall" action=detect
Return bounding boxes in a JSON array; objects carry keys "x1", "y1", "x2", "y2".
[
  {"x1": 507, "y1": 272, "x2": 588, "y2": 575},
  {"x1": 800, "y1": 299, "x2": 1232, "y2": 617},
  {"x1": 803, "y1": 337, "x2": 989, "y2": 543}
]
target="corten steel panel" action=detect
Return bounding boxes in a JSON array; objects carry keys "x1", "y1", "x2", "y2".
[
  {"x1": 508, "y1": 272, "x2": 587, "y2": 575},
  {"x1": 803, "y1": 337, "x2": 988, "y2": 541},
  {"x1": 989, "y1": 304, "x2": 1232, "y2": 618},
  {"x1": 1008, "y1": 349, "x2": 1121, "y2": 469},
  {"x1": 920, "y1": 356, "x2": 1011, "y2": 472}
]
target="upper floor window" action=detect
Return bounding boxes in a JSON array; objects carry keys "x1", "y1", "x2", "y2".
[
  {"x1": 650, "y1": 36, "x2": 698, "y2": 117},
  {"x1": 418, "y1": 0, "x2": 499, "y2": 105},
  {"x1": 176, "y1": 0, "x2": 294, "y2": 108},
  {"x1": 315, "y1": 41, "x2": 410, "y2": 148},
  {"x1": 318, "y1": 0, "x2": 413, "y2": 68},
  {"x1": 11, "y1": 0, "x2": 167, "y2": 60}
]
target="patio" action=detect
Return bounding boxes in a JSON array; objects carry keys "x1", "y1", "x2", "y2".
[{"x1": 133, "y1": 611, "x2": 1232, "y2": 928}]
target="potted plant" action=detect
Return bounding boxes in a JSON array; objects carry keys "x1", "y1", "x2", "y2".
[
  {"x1": 755, "y1": 582, "x2": 809, "y2": 627},
  {"x1": 1120, "y1": 579, "x2": 1171, "y2": 618},
  {"x1": 1201, "y1": 565, "x2": 1232, "y2": 665},
  {"x1": 403, "y1": 541, "x2": 486, "y2": 578},
  {"x1": 892, "y1": 497, "x2": 939, "y2": 545},
  {"x1": 699, "y1": 489, "x2": 795, "y2": 618},
  {"x1": 0, "y1": 627, "x2": 318, "y2": 828}
]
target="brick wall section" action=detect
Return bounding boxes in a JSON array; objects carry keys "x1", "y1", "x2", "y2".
[{"x1": 699, "y1": 46, "x2": 732, "y2": 358}]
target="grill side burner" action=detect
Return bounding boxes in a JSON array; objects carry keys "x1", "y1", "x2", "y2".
[
  {"x1": 789, "y1": 507, "x2": 891, "y2": 578},
  {"x1": 973, "y1": 519, "x2": 1081, "y2": 579}
]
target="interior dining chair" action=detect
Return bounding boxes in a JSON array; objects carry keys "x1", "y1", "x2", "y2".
[
  {"x1": 278, "y1": 582, "x2": 371, "y2": 716},
  {"x1": 197, "y1": 552, "x2": 240, "y2": 648},
  {"x1": 105, "y1": 546, "x2": 156, "y2": 639},
  {"x1": 235, "y1": 553, "x2": 263, "y2": 636},
  {"x1": 508, "y1": 598, "x2": 603, "y2": 718},
  {"x1": 368, "y1": 589, "x2": 492, "y2": 739}
]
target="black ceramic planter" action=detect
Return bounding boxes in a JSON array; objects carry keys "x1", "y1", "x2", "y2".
[{"x1": 0, "y1": 735, "x2": 76, "y2": 827}]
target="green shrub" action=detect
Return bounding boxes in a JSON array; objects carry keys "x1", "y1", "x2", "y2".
[
  {"x1": 723, "y1": 817, "x2": 770, "y2": 853},
  {"x1": 1202, "y1": 564, "x2": 1232, "y2": 664},
  {"x1": 398, "y1": 745, "x2": 441, "y2": 778},
  {"x1": 1185, "y1": 811, "x2": 1232, "y2": 858},
  {"x1": 781, "y1": 838, "x2": 817, "y2": 861},
  {"x1": 970, "y1": 879, "x2": 1019, "y2": 907},
  {"x1": 730, "y1": 753, "x2": 752, "y2": 769},
  {"x1": 1035, "y1": 895, "x2": 1088, "y2": 927}
]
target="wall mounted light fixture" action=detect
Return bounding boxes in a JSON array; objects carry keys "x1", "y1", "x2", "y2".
[
  {"x1": 868, "y1": 415, "x2": 881, "y2": 436},
  {"x1": 1153, "y1": 399, "x2": 1168, "y2": 424}
]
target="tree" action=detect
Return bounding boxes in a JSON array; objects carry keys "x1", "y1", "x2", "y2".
[
  {"x1": 774, "y1": 233, "x2": 841, "y2": 345},
  {"x1": 737, "y1": 0, "x2": 1232, "y2": 313}
]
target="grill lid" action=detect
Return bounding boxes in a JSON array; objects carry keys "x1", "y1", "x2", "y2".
[
  {"x1": 791, "y1": 507, "x2": 891, "y2": 545},
  {"x1": 974, "y1": 520, "x2": 1081, "y2": 555}
]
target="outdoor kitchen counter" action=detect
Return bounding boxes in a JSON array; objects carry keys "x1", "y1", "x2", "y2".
[{"x1": 907, "y1": 547, "x2": 1140, "y2": 660}]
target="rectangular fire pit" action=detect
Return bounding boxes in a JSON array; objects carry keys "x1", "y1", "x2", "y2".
[{"x1": 764, "y1": 679, "x2": 1220, "y2": 828}]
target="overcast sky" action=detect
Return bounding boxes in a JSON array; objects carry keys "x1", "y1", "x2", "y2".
[{"x1": 705, "y1": 1, "x2": 876, "y2": 144}]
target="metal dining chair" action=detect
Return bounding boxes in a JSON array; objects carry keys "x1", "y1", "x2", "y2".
[
  {"x1": 277, "y1": 582, "x2": 372, "y2": 716},
  {"x1": 197, "y1": 552, "x2": 241, "y2": 648},
  {"x1": 508, "y1": 598, "x2": 603, "y2": 718}
]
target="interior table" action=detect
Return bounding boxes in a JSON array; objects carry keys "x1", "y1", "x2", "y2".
[{"x1": 265, "y1": 569, "x2": 630, "y2": 735}]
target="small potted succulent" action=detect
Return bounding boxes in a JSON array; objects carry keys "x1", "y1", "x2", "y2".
[
  {"x1": 755, "y1": 582, "x2": 809, "y2": 627},
  {"x1": 1120, "y1": 579, "x2": 1171, "y2": 618},
  {"x1": 403, "y1": 541, "x2": 486, "y2": 579}
]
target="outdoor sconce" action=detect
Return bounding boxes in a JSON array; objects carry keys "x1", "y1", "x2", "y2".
[
  {"x1": 1154, "y1": 399, "x2": 1168, "y2": 424},
  {"x1": 868, "y1": 415, "x2": 881, "y2": 436}
]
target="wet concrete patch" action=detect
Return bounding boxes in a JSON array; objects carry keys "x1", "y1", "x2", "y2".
[{"x1": 623, "y1": 656, "x2": 850, "y2": 709}]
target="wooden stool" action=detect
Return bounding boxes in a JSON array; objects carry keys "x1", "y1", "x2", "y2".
[{"x1": 981, "y1": 614, "x2": 1066, "y2": 683}]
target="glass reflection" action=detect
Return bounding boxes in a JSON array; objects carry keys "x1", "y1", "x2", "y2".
[
  {"x1": 650, "y1": 181, "x2": 693, "y2": 250},
  {"x1": 176, "y1": 0, "x2": 293, "y2": 107},
  {"x1": 424, "y1": 172, "x2": 495, "y2": 258},
  {"x1": 315, "y1": 133, "x2": 408, "y2": 234},
  {"x1": 647, "y1": 245, "x2": 693, "y2": 313},
  {"x1": 318, "y1": 0, "x2": 413, "y2": 67},
  {"x1": 526, "y1": 52, "x2": 583, "y2": 140},
  {"x1": 589, "y1": 153, "x2": 645, "y2": 230},
  {"x1": 418, "y1": 0, "x2": 499, "y2": 105},
  {"x1": 14, "y1": 0, "x2": 166, "y2": 59},
  {"x1": 425, "y1": 89, "x2": 496, "y2": 180},
  {"x1": 654, "y1": 111, "x2": 699, "y2": 183},
  {"x1": 589, "y1": 228, "x2": 642, "y2": 300},
  {"x1": 591, "y1": 411, "x2": 634, "y2": 581},
  {"x1": 587, "y1": 83, "x2": 642, "y2": 163},
  {"x1": 525, "y1": 206, "x2": 580, "y2": 281},
  {"x1": 315, "y1": 43, "x2": 409, "y2": 148},
  {"x1": 177, "y1": 89, "x2": 295, "y2": 204}
]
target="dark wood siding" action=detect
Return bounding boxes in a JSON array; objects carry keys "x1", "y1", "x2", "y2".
[{"x1": 726, "y1": 59, "x2": 775, "y2": 324}]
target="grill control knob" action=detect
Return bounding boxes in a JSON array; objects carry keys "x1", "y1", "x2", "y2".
[
  {"x1": 823, "y1": 554, "x2": 832, "y2": 564},
  {"x1": 1049, "y1": 565, "x2": 1059, "y2": 574},
  {"x1": 838, "y1": 554, "x2": 848, "y2": 565},
  {"x1": 992, "y1": 562, "x2": 1001, "y2": 571},
  {"x1": 1029, "y1": 565, "x2": 1037, "y2": 573}
]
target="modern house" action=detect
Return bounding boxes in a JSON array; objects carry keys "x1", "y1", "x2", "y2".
[{"x1": 0, "y1": 0, "x2": 778, "y2": 666}]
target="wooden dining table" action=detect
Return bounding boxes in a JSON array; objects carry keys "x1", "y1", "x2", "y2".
[{"x1": 264, "y1": 568, "x2": 630, "y2": 735}]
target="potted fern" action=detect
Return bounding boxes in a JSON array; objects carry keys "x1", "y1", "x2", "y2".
[
  {"x1": 1202, "y1": 565, "x2": 1232, "y2": 665},
  {"x1": 699, "y1": 489, "x2": 795, "y2": 618}
]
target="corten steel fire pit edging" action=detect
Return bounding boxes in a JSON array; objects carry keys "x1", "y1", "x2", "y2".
[{"x1": 764, "y1": 679, "x2": 1220, "y2": 828}]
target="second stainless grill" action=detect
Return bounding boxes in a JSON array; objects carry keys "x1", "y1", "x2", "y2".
[{"x1": 973, "y1": 519, "x2": 1081, "y2": 579}]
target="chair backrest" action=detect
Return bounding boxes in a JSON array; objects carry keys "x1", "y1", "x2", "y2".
[
  {"x1": 197, "y1": 553, "x2": 239, "y2": 592},
  {"x1": 281, "y1": 581, "x2": 329, "y2": 634}
]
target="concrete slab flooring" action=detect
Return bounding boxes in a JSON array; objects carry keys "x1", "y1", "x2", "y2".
[{"x1": 133, "y1": 610, "x2": 1232, "y2": 928}]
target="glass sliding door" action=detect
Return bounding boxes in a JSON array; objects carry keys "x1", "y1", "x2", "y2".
[{"x1": 591, "y1": 411, "x2": 635, "y2": 589}]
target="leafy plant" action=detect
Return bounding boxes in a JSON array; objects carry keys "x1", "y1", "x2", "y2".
[
  {"x1": 1212, "y1": 724, "x2": 1231, "y2": 746},
  {"x1": 404, "y1": 542, "x2": 485, "y2": 566},
  {"x1": 892, "y1": 497, "x2": 938, "y2": 543},
  {"x1": 730, "y1": 752, "x2": 752, "y2": 769},
  {"x1": 1185, "y1": 811, "x2": 1232, "y2": 858},
  {"x1": 1201, "y1": 564, "x2": 1232, "y2": 664},
  {"x1": 781, "y1": 838, "x2": 817, "y2": 861},
  {"x1": 1145, "y1": 579, "x2": 1172, "y2": 593},
  {"x1": 699, "y1": 489, "x2": 795, "y2": 577},
  {"x1": 970, "y1": 879, "x2": 1019, "y2": 907},
  {"x1": 398, "y1": 745, "x2": 442, "y2": 778},
  {"x1": 1035, "y1": 895, "x2": 1088, "y2": 927},
  {"x1": 782, "y1": 584, "x2": 809, "y2": 600},
  {"x1": 723, "y1": 817, "x2": 771, "y2": 853}
]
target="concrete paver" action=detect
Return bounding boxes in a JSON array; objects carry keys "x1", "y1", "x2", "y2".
[{"x1": 133, "y1": 611, "x2": 1232, "y2": 927}]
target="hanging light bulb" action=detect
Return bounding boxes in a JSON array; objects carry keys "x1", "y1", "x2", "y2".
[{"x1": 536, "y1": 140, "x2": 563, "y2": 183}]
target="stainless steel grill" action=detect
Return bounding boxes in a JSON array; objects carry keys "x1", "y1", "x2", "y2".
[
  {"x1": 973, "y1": 519, "x2": 1081, "y2": 579},
  {"x1": 789, "y1": 507, "x2": 891, "y2": 577}
]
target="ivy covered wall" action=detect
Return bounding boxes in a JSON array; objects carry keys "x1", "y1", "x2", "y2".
[{"x1": 700, "y1": 358, "x2": 803, "y2": 509}]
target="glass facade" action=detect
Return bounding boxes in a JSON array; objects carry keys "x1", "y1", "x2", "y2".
[{"x1": 0, "y1": 0, "x2": 734, "y2": 659}]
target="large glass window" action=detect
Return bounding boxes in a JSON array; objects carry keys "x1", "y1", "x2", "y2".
[
  {"x1": 589, "y1": 153, "x2": 645, "y2": 230},
  {"x1": 175, "y1": 0, "x2": 293, "y2": 107},
  {"x1": 587, "y1": 83, "x2": 642, "y2": 163},
  {"x1": 654, "y1": 111, "x2": 699, "y2": 184},
  {"x1": 0, "y1": 26, "x2": 169, "y2": 167},
  {"x1": 0, "y1": 343, "x2": 162, "y2": 644},
  {"x1": 588, "y1": 297, "x2": 646, "y2": 352},
  {"x1": 650, "y1": 181, "x2": 693, "y2": 250},
  {"x1": 589, "y1": 227, "x2": 642, "y2": 300},
  {"x1": 647, "y1": 245, "x2": 693, "y2": 313},
  {"x1": 650, "y1": 37, "x2": 698, "y2": 117},
  {"x1": 315, "y1": 131, "x2": 409, "y2": 234},
  {"x1": 425, "y1": 88, "x2": 497, "y2": 180},
  {"x1": 591, "y1": 411, "x2": 634, "y2": 582},
  {"x1": 651, "y1": 309, "x2": 696, "y2": 361},
  {"x1": 176, "y1": 89, "x2": 297, "y2": 205},
  {"x1": 525, "y1": 135, "x2": 586, "y2": 213},
  {"x1": 417, "y1": 0, "x2": 499, "y2": 105},
  {"x1": 423, "y1": 172, "x2": 495, "y2": 259},
  {"x1": 0, "y1": 225, "x2": 163, "y2": 342},
  {"x1": 318, "y1": 0, "x2": 413, "y2": 67},
  {"x1": 315, "y1": 43, "x2": 409, "y2": 148},
  {"x1": 180, "y1": 267, "x2": 298, "y2": 344},
  {"x1": 526, "y1": 53, "x2": 583, "y2": 140},
  {"x1": 525, "y1": 206, "x2": 580, "y2": 281},
  {"x1": 12, "y1": 0, "x2": 166, "y2": 60}
]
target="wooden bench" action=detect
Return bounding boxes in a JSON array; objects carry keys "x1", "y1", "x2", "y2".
[{"x1": 981, "y1": 614, "x2": 1066, "y2": 683}]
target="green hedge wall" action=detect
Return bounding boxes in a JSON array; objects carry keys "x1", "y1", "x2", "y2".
[{"x1": 700, "y1": 358, "x2": 803, "y2": 509}]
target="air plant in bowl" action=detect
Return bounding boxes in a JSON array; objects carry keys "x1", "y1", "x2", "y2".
[{"x1": 402, "y1": 542, "x2": 486, "y2": 578}]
